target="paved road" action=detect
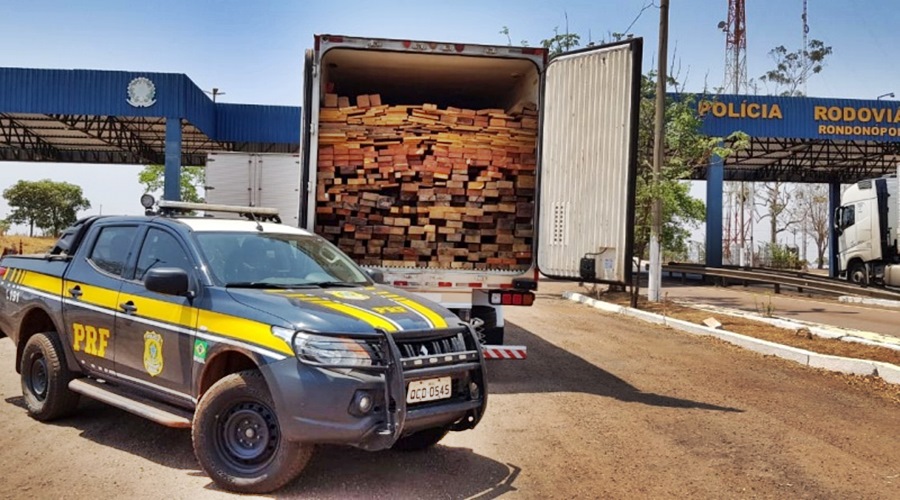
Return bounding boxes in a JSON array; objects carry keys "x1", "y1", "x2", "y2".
[
  {"x1": 653, "y1": 279, "x2": 900, "y2": 341},
  {"x1": 0, "y1": 288, "x2": 897, "y2": 498}
]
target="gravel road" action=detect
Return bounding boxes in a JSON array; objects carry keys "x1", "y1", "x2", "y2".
[{"x1": 0, "y1": 287, "x2": 897, "y2": 499}]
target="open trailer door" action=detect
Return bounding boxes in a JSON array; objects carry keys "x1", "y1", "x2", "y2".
[{"x1": 537, "y1": 38, "x2": 642, "y2": 285}]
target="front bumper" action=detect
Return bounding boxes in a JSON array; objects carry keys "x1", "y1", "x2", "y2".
[{"x1": 262, "y1": 324, "x2": 487, "y2": 451}]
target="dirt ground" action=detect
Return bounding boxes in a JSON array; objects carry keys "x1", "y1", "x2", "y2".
[
  {"x1": 598, "y1": 290, "x2": 900, "y2": 366},
  {"x1": 1, "y1": 287, "x2": 898, "y2": 498}
]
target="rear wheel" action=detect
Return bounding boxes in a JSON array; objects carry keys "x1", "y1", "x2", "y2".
[
  {"x1": 392, "y1": 427, "x2": 450, "y2": 451},
  {"x1": 192, "y1": 370, "x2": 312, "y2": 494},
  {"x1": 472, "y1": 306, "x2": 503, "y2": 344},
  {"x1": 847, "y1": 261, "x2": 868, "y2": 285},
  {"x1": 20, "y1": 332, "x2": 80, "y2": 421}
]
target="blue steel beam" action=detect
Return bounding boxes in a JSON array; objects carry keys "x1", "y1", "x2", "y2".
[
  {"x1": 706, "y1": 147, "x2": 725, "y2": 267},
  {"x1": 828, "y1": 182, "x2": 841, "y2": 278},
  {"x1": 164, "y1": 118, "x2": 182, "y2": 201}
]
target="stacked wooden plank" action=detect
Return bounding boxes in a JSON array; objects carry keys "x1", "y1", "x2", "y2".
[{"x1": 315, "y1": 94, "x2": 537, "y2": 271}]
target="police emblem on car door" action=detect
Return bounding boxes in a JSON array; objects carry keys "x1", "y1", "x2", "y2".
[{"x1": 143, "y1": 331, "x2": 164, "y2": 376}]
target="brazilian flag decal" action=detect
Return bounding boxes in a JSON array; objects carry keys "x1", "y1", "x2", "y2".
[{"x1": 193, "y1": 339, "x2": 209, "y2": 364}]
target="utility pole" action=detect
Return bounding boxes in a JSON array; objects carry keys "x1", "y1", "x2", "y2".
[{"x1": 649, "y1": 0, "x2": 669, "y2": 302}]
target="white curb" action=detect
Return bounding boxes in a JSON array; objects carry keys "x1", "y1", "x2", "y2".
[
  {"x1": 563, "y1": 291, "x2": 898, "y2": 385},
  {"x1": 675, "y1": 301, "x2": 900, "y2": 348},
  {"x1": 874, "y1": 362, "x2": 900, "y2": 385},
  {"x1": 838, "y1": 295, "x2": 900, "y2": 309}
]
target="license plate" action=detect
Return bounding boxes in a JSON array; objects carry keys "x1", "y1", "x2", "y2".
[{"x1": 406, "y1": 377, "x2": 452, "y2": 404}]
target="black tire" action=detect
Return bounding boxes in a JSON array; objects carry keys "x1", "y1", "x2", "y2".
[
  {"x1": 20, "y1": 331, "x2": 80, "y2": 421},
  {"x1": 847, "y1": 261, "x2": 868, "y2": 285},
  {"x1": 392, "y1": 427, "x2": 450, "y2": 451},
  {"x1": 471, "y1": 306, "x2": 504, "y2": 344},
  {"x1": 192, "y1": 370, "x2": 312, "y2": 494},
  {"x1": 482, "y1": 326, "x2": 504, "y2": 345}
]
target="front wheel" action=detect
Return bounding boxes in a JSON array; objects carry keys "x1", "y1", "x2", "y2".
[
  {"x1": 20, "y1": 332, "x2": 80, "y2": 421},
  {"x1": 392, "y1": 426, "x2": 450, "y2": 451},
  {"x1": 192, "y1": 370, "x2": 312, "y2": 494},
  {"x1": 847, "y1": 261, "x2": 868, "y2": 285}
]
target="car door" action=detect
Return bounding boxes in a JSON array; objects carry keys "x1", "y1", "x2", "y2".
[
  {"x1": 114, "y1": 225, "x2": 198, "y2": 401},
  {"x1": 62, "y1": 223, "x2": 140, "y2": 377}
]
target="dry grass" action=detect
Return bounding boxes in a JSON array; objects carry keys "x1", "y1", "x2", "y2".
[{"x1": 0, "y1": 235, "x2": 56, "y2": 255}]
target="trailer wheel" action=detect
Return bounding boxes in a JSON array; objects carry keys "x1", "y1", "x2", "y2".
[
  {"x1": 20, "y1": 331, "x2": 80, "y2": 421},
  {"x1": 471, "y1": 306, "x2": 503, "y2": 344},
  {"x1": 847, "y1": 261, "x2": 868, "y2": 285},
  {"x1": 193, "y1": 370, "x2": 312, "y2": 494},
  {"x1": 392, "y1": 426, "x2": 450, "y2": 451}
]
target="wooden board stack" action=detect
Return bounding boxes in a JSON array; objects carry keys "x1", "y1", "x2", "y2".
[{"x1": 315, "y1": 93, "x2": 537, "y2": 271}]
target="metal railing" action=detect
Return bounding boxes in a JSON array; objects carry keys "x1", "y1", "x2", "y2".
[{"x1": 662, "y1": 263, "x2": 900, "y2": 301}]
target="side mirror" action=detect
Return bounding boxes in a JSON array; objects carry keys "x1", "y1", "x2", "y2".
[
  {"x1": 145, "y1": 267, "x2": 192, "y2": 297},
  {"x1": 364, "y1": 268, "x2": 385, "y2": 284}
]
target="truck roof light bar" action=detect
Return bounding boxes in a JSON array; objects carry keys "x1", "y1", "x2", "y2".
[{"x1": 155, "y1": 199, "x2": 282, "y2": 223}]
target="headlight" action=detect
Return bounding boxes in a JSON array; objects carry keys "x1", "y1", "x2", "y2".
[{"x1": 272, "y1": 326, "x2": 377, "y2": 367}]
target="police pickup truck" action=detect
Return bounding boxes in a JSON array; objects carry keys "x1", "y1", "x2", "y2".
[{"x1": 0, "y1": 198, "x2": 486, "y2": 493}]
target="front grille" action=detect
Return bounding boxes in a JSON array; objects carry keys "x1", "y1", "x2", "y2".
[
  {"x1": 397, "y1": 332, "x2": 468, "y2": 359},
  {"x1": 393, "y1": 328, "x2": 480, "y2": 370}
]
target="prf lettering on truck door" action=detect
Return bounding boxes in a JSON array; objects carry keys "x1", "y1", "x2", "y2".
[{"x1": 72, "y1": 323, "x2": 110, "y2": 358}]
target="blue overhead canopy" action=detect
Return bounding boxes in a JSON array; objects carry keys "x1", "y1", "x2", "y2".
[
  {"x1": 0, "y1": 67, "x2": 301, "y2": 166},
  {"x1": 673, "y1": 93, "x2": 900, "y2": 184},
  {"x1": 697, "y1": 94, "x2": 900, "y2": 143}
]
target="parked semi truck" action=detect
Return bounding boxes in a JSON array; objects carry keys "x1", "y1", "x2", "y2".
[
  {"x1": 836, "y1": 170, "x2": 900, "y2": 285},
  {"x1": 208, "y1": 34, "x2": 643, "y2": 344}
]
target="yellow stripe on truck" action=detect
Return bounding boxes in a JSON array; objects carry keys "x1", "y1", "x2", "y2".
[
  {"x1": 376, "y1": 291, "x2": 448, "y2": 328},
  {"x1": 289, "y1": 295, "x2": 399, "y2": 332},
  {"x1": 118, "y1": 291, "x2": 198, "y2": 330},
  {"x1": 197, "y1": 309, "x2": 293, "y2": 356},
  {"x1": 116, "y1": 291, "x2": 293, "y2": 357},
  {"x1": 14, "y1": 271, "x2": 292, "y2": 359},
  {"x1": 21, "y1": 271, "x2": 64, "y2": 296},
  {"x1": 67, "y1": 280, "x2": 121, "y2": 310},
  {"x1": 395, "y1": 298, "x2": 448, "y2": 328}
]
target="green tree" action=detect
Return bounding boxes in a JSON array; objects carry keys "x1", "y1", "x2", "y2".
[
  {"x1": 541, "y1": 26, "x2": 580, "y2": 57},
  {"x1": 632, "y1": 81, "x2": 747, "y2": 261},
  {"x1": 501, "y1": 23, "x2": 747, "y2": 260},
  {"x1": 759, "y1": 39, "x2": 833, "y2": 96},
  {"x1": 3, "y1": 179, "x2": 91, "y2": 237},
  {"x1": 138, "y1": 164, "x2": 205, "y2": 203}
]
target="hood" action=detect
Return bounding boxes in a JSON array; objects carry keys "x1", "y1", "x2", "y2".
[{"x1": 225, "y1": 284, "x2": 461, "y2": 334}]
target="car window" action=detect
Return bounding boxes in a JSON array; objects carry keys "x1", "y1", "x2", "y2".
[
  {"x1": 843, "y1": 205, "x2": 855, "y2": 228},
  {"x1": 88, "y1": 226, "x2": 138, "y2": 277},
  {"x1": 135, "y1": 228, "x2": 192, "y2": 280},
  {"x1": 193, "y1": 232, "x2": 370, "y2": 286}
]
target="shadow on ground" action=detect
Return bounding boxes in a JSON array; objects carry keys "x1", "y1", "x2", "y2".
[
  {"x1": 6, "y1": 395, "x2": 198, "y2": 471},
  {"x1": 488, "y1": 319, "x2": 742, "y2": 413},
  {"x1": 278, "y1": 446, "x2": 520, "y2": 499},
  {"x1": 5, "y1": 394, "x2": 520, "y2": 499}
]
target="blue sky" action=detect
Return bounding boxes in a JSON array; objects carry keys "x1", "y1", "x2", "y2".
[{"x1": 1, "y1": 0, "x2": 899, "y2": 236}]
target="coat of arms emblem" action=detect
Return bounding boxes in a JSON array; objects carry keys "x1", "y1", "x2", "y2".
[
  {"x1": 143, "y1": 331, "x2": 164, "y2": 377},
  {"x1": 127, "y1": 77, "x2": 157, "y2": 108}
]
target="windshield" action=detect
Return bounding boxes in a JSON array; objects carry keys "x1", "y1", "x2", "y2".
[{"x1": 193, "y1": 231, "x2": 371, "y2": 287}]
